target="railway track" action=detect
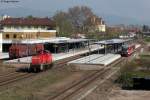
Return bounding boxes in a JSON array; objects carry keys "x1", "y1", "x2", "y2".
[
  {"x1": 0, "y1": 71, "x2": 20, "y2": 78},
  {"x1": 0, "y1": 44, "x2": 142, "y2": 99},
  {"x1": 48, "y1": 46, "x2": 142, "y2": 100},
  {"x1": 0, "y1": 70, "x2": 16, "y2": 77},
  {"x1": 53, "y1": 55, "x2": 84, "y2": 69},
  {"x1": 0, "y1": 72, "x2": 36, "y2": 87},
  {"x1": 0, "y1": 51, "x2": 92, "y2": 88},
  {"x1": 47, "y1": 57, "x2": 125, "y2": 100},
  {"x1": 0, "y1": 44, "x2": 141, "y2": 90},
  {"x1": 47, "y1": 69, "x2": 108, "y2": 100}
]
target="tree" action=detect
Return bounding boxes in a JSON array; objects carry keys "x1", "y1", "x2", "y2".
[
  {"x1": 26, "y1": 15, "x2": 34, "y2": 19},
  {"x1": 53, "y1": 11, "x2": 73, "y2": 37},
  {"x1": 68, "y1": 6, "x2": 95, "y2": 33},
  {"x1": 52, "y1": 6, "x2": 103, "y2": 38}
]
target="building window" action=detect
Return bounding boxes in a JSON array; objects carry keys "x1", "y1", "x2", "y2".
[
  {"x1": 13, "y1": 34, "x2": 17, "y2": 38},
  {"x1": 28, "y1": 26, "x2": 31, "y2": 29},
  {"x1": 35, "y1": 26, "x2": 38, "y2": 29},
  {"x1": 6, "y1": 34, "x2": 9, "y2": 39}
]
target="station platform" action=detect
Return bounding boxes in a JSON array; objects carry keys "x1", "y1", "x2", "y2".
[
  {"x1": 0, "y1": 53, "x2": 9, "y2": 59},
  {"x1": 53, "y1": 44, "x2": 103, "y2": 61},
  {"x1": 135, "y1": 44, "x2": 141, "y2": 49},
  {"x1": 67, "y1": 54, "x2": 121, "y2": 70},
  {"x1": 3, "y1": 44, "x2": 103, "y2": 64}
]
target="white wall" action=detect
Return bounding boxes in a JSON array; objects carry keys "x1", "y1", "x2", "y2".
[
  {"x1": 97, "y1": 25, "x2": 106, "y2": 32},
  {"x1": 0, "y1": 33, "x2": 2, "y2": 52}
]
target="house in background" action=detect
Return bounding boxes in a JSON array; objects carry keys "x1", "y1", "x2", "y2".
[
  {"x1": 94, "y1": 17, "x2": 106, "y2": 32},
  {"x1": 0, "y1": 17, "x2": 56, "y2": 40},
  {"x1": 87, "y1": 16, "x2": 106, "y2": 33},
  {"x1": 84, "y1": 16, "x2": 106, "y2": 33}
]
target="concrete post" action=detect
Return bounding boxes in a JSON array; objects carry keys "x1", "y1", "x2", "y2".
[
  {"x1": 104, "y1": 44, "x2": 106, "y2": 55},
  {"x1": 0, "y1": 32, "x2": 2, "y2": 53}
]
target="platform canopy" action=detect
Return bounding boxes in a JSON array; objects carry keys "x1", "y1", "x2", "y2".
[
  {"x1": 3, "y1": 37, "x2": 92, "y2": 44},
  {"x1": 95, "y1": 39, "x2": 132, "y2": 45},
  {"x1": 94, "y1": 39, "x2": 133, "y2": 54},
  {"x1": 49, "y1": 38, "x2": 90, "y2": 44}
]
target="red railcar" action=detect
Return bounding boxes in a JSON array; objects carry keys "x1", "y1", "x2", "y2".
[
  {"x1": 30, "y1": 50, "x2": 53, "y2": 72},
  {"x1": 121, "y1": 44, "x2": 135, "y2": 57},
  {"x1": 9, "y1": 43, "x2": 44, "y2": 58}
]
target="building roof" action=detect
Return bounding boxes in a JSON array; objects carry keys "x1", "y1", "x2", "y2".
[
  {"x1": 0, "y1": 18, "x2": 56, "y2": 27},
  {"x1": 3, "y1": 37, "x2": 90, "y2": 44},
  {"x1": 95, "y1": 39, "x2": 132, "y2": 45},
  {"x1": 142, "y1": 32, "x2": 150, "y2": 36}
]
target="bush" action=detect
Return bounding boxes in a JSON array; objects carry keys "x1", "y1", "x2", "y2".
[
  {"x1": 117, "y1": 72, "x2": 133, "y2": 89},
  {"x1": 116, "y1": 54, "x2": 150, "y2": 89},
  {"x1": 144, "y1": 37, "x2": 150, "y2": 42}
]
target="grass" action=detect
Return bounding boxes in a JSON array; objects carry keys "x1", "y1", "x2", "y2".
[
  {"x1": 0, "y1": 70, "x2": 72, "y2": 100},
  {"x1": 144, "y1": 37, "x2": 150, "y2": 42},
  {"x1": 140, "y1": 54, "x2": 150, "y2": 58},
  {"x1": 116, "y1": 53, "x2": 150, "y2": 89},
  {"x1": 117, "y1": 71, "x2": 150, "y2": 89}
]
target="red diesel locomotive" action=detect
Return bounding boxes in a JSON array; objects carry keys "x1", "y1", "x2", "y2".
[
  {"x1": 30, "y1": 50, "x2": 53, "y2": 72},
  {"x1": 9, "y1": 43, "x2": 44, "y2": 58},
  {"x1": 121, "y1": 44, "x2": 135, "y2": 57}
]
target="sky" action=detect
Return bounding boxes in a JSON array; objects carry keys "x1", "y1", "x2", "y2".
[{"x1": 0, "y1": 0, "x2": 150, "y2": 24}]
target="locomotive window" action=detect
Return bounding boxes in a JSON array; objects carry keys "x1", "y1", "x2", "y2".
[{"x1": 6, "y1": 34, "x2": 9, "y2": 39}]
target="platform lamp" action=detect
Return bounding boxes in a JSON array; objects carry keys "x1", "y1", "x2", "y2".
[
  {"x1": 88, "y1": 39, "x2": 91, "y2": 63},
  {"x1": 104, "y1": 43, "x2": 106, "y2": 55}
]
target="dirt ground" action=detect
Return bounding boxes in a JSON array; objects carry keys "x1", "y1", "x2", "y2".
[
  {"x1": 109, "y1": 89, "x2": 150, "y2": 100},
  {"x1": 0, "y1": 67, "x2": 95, "y2": 100},
  {"x1": 83, "y1": 73, "x2": 117, "y2": 100},
  {"x1": 35, "y1": 70, "x2": 95, "y2": 99},
  {"x1": 84, "y1": 77, "x2": 150, "y2": 100}
]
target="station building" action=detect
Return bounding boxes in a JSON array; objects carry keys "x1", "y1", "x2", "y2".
[
  {"x1": 0, "y1": 17, "x2": 56, "y2": 40},
  {"x1": 0, "y1": 17, "x2": 57, "y2": 52},
  {"x1": 0, "y1": 17, "x2": 96, "y2": 54}
]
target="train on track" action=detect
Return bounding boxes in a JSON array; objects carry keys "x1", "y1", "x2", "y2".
[
  {"x1": 30, "y1": 50, "x2": 53, "y2": 72},
  {"x1": 9, "y1": 44, "x2": 53, "y2": 72},
  {"x1": 9, "y1": 43, "x2": 44, "y2": 58},
  {"x1": 121, "y1": 44, "x2": 135, "y2": 57}
]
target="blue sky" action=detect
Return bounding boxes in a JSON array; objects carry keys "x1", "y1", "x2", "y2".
[{"x1": 0, "y1": 0, "x2": 150, "y2": 24}]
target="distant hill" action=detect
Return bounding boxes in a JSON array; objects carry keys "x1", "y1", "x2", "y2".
[{"x1": 98, "y1": 13, "x2": 145, "y2": 25}]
